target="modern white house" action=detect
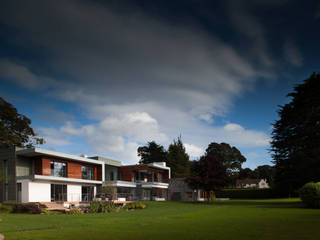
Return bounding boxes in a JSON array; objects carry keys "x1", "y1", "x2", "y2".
[{"x1": 0, "y1": 146, "x2": 170, "y2": 203}]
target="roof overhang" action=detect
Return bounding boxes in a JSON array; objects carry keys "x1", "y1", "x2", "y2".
[{"x1": 16, "y1": 148, "x2": 104, "y2": 166}]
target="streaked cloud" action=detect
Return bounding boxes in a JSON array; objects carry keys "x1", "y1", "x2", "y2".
[{"x1": 283, "y1": 40, "x2": 303, "y2": 67}]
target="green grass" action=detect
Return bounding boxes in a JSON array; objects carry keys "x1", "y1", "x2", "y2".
[{"x1": 0, "y1": 199, "x2": 320, "y2": 240}]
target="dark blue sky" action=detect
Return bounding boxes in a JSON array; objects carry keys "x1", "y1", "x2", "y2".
[{"x1": 0, "y1": 0, "x2": 319, "y2": 167}]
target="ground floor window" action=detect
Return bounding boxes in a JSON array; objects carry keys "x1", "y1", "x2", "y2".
[
  {"x1": 82, "y1": 186, "x2": 94, "y2": 202},
  {"x1": 142, "y1": 189, "x2": 151, "y2": 200},
  {"x1": 51, "y1": 184, "x2": 67, "y2": 202},
  {"x1": 117, "y1": 187, "x2": 136, "y2": 200}
]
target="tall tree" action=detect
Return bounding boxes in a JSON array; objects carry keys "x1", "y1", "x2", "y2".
[
  {"x1": 137, "y1": 141, "x2": 167, "y2": 164},
  {"x1": 0, "y1": 97, "x2": 44, "y2": 147},
  {"x1": 166, "y1": 136, "x2": 190, "y2": 178},
  {"x1": 205, "y1": 142, "x2": 246, "y2": 174},
  {"x1": 271, "y1": 73, "x2": 320, "y2": 194},
  {"x1": 238, "y1": 168, "x2": 254, "y2": 179},
  {"x1": 186, "y1": 153, "x2": 229, "y2": 200}
]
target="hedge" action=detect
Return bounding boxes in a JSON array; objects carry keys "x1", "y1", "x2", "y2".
[
  {"x1": 215, "y1": 188, "x2": 274, "y2": 199},
  {"x1": 299, "y1": 182, "x2": 320, "y2": 208}
]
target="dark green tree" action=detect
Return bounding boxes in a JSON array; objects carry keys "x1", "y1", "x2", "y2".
[
  {"x1": 166, "y1": 136, "x2": 190, "y2": 178},
  {"x1": 205, "y1": 142, "x2": 246, "y2": 174},
  {"x1": 186, "y1": 153, "x2": 229, "y2": 200},
  {"x1": 0, "y1": 97, "x2": 44, "y2": 147},
  {"x1": 238, "y1": 168, "x2": 254, "y2": 179},
  {"x1": 137, "y1": 141, "x2": 167, "y2": 164},
  {"x1": 271, "y1": 73, "x2": 320, "y2": 195}
]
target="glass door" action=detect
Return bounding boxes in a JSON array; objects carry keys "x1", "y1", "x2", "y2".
[
  {"x1": 51, "y1": 184, "x2": 67, "y2": 202},
  {"x1": 82, "y1": 186, "x2": 94, "y2": 202}
]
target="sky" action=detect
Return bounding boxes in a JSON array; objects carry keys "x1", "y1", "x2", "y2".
[{"x1": 0, "y1": 0, "x2": 319, "y2": 168}]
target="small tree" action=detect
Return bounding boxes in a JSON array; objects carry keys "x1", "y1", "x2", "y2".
[
  {"x1": 137, "y1": 141, "x2": 167, "y2": 164},
  {"x1": 101, "y1": 186, "x2": 117, "y2": 200},
  {"x1": 166, "y1": 136, "x2": 190, "y2": 178},
  {"x1": 186, "y1": 154, "x2": 229, "y2": 201},
  {"x1": 0, "y1": 97, "x2": 44, "y2": 147}
]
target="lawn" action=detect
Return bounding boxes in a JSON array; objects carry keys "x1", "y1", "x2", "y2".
[{"x1": 0, "y1": 199, "x2": 319, "y2": 240}]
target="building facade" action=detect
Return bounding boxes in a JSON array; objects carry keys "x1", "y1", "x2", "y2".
[
  {"x1": 168, "y1": 178, "x2": 205, "y2": 201},
  {"x1": 0, "y1": 147, "x2": 170, "y2": 203},
  {"x1": 103, "y1": 162, "x2": 170, "y2": 201}
]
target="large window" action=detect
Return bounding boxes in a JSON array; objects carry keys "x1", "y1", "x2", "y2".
[
  {"x1": 50, "y1": 161, "x2": 67, "y2": 177},
  {"x1": 51, "y1": 184, "x2": 67, "y2": 202},
  {"x1": 82, "y1": 186, "x2": 94, "y2": 201},
  {"x1": 82, "y1": 166, "x2": 94, "y2": 180}
]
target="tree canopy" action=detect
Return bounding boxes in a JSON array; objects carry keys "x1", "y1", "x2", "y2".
[
  {"x1": 166, "y1": 136, "x2": 190, "y2": 178},
  {"x1": 205, "y1": 142, "x2": 246, "y2": 174},
  {"x1": 0, "y1": 97, "x2": 44, "y2": 147},
  {"x1": 186, "y1": 154, "x2": 229, "y2": 197},
  {"x1": 271, "y1": 73, "x2": 320, "y2": 194},
  {"x1": 137, "y1": 141, "x2": 167, "y2": 164}
]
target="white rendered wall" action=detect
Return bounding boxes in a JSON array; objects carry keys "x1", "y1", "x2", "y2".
[
  {"x1": 17, "y1": 179, "x2": 30, "y2": 203},
  {"x1": 68, "y1": 184, "x2": 81, "y2": 202},
  {"x1": 28, "y1": 182, "x2": 51, "y2": 202}
]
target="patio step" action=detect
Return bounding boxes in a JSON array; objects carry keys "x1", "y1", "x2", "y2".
[{"x1": 40, "y1": 202, "x2": 67, "y2": 211}]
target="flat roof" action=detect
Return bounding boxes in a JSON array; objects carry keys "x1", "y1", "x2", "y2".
[
  {"x1": 89, "y1": 156, "x2": 121, "y2": 167},
  {"x1": 16, "y1": 148, "x2": 104, "y2": 165}
]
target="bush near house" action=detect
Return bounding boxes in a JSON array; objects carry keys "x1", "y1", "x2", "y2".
[
  {"x1": 123, "y1": 202, "x2": 147, "y2": 210},
  {"x1": 66, "y1": 208, "x2": 83, "y2": 215},
  {"x1": 215, "y1": 188, "x2": 274, "y2": 199},
  {"x1": 0, "y1": 203, "x2": 13, "y2": 213},
  {"x1": 87, "y1": 201, "x2": 120, "y2": 213},
  {"x1": 11, "y1": 203, "x2": 44, "y2": 214},
  {"x1": 299, "y1": 182, "x2": 320, "y2": 208}
]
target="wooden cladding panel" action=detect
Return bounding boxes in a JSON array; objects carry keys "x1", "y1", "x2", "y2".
[
  {"x1": 41, "y1": 158, "x2": 51, "y2": 176},
  {"x1": 34, "y1": 157, "x2": 102, "y2": 180},
  {"x1": 68, "y1": 162, "x2": 82, "y2": 179},
  {"x1": 118, "y1": 165, "x2": 169, "y2": 183},
  {"x1": 34, "y1": 157, "x2": 42, "y2": 175}
]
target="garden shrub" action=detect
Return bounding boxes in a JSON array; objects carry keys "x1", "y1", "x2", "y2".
[
  {"x1": 41, "y1": 209, "x2": 63, "y2": 215},
  {"x1": 12, "y1": 203, "x2": 43, "y2": 214},
  {"x1": 299, "y1": 182, "x2": 320, "y2": 208},
  {"x1": 0, "y1": 203, "x2": 13, "y2": 213},
  {"x1": 66, "y1": 208, "x2": 83, "y2": 214},
  {"x1": 215, "y1": 188, "x2": 274, "y2": 199},
  {"x1": 88, "y1": 201, "x2": 120, "y2": 213},
  {"x1": 123, "y1": 202, "x2": 147, "y2": 210}
]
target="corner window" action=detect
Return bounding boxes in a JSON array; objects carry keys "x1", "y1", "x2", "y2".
[
  {"x1": 50, "y1": 161, "x2": 67, "y2": 177},
  {"x1": 82, "y1": 166, "x2": 94, "y2": 180}
]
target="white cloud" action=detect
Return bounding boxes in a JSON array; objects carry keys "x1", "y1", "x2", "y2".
[
  {"x1": 37, "y1": 127, "x2": 70, "y2": 146},
  {"x1": 184, "y1": 143, "x2": 204, "y2": 159},
  {"x1": 223, "y1": 123, "x2": 244, "y2": 132},
  {"x1": 59, "y1": 112, "x2": 167, "y2": 163}
]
